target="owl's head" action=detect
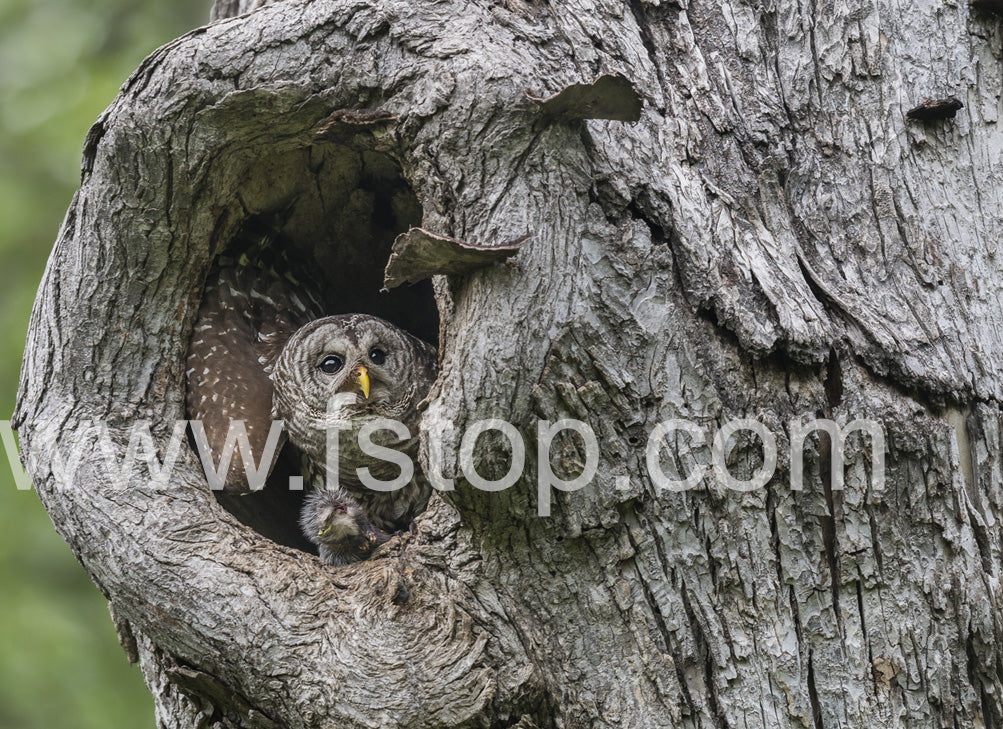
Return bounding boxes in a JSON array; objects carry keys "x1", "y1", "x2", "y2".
[{"x1": 272, "y1": 314, "x2": 436, "y2": 445}]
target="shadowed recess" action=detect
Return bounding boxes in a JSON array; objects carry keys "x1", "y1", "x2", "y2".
[{"x1": 186, "y1": 137, "x2": 438, "y2": 551}]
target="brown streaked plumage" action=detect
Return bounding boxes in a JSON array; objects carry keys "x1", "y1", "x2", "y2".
[{"x1": 185, "y1": 236, "x2": 322, "y2": 493}]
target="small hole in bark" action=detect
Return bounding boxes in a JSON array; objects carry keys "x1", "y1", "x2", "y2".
[
  {"x1": 971, "y1": 0, "x2": 1003, "y2": 19},
  {"x1": 391, "y1": 580, "x2": 410, "y2": 605},
  {"x1": 187, "y1": 140, "x2": 438, "y2": 551},
  {"x1": 624, "y1": 424, "x2": 646, "y2": 448},
  {"x1": 905, "y1": 97, "x2": 963, "y2": 123}
]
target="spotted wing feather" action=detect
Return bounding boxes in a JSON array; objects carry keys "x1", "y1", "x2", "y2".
[{"x1": 185, "y1": 234, "x2": 323, "y2": 493}]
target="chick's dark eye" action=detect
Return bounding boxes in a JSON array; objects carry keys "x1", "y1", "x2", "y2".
[
  {"x1": 319, "y1": 354, "x2": 344, "y2": 374},
  {"x1": 369, "y1": 347, "x2": 386, "y2": 365}
]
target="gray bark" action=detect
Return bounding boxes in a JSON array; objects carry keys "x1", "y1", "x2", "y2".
[{"x1": 15, "y1": 0, "x2": 1003, "y2": 727}]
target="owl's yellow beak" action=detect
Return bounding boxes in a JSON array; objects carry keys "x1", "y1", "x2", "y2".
[
  {"x1": 353, "y1": 365, "x2": 371, "y2": 399},
  {"x1": 318, "y1": 524, "x2": 333, "y2": 538}
]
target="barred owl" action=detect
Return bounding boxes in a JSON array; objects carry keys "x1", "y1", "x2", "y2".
[{"x1": 272, "y1": 314, "x2": 438, "y2": 539}]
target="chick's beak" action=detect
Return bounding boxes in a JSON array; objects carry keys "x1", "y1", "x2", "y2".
[{"x1": 353, "y1": 364, "x2": 370, "y2": 399}]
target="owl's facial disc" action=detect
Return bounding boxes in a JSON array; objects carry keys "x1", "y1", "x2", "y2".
[
  {"x1": 318, "y1": 503, "x2": 346, "y2": 536},
  {"x1": 276, "y1": 315, "x2": 428, "y2": 431}
]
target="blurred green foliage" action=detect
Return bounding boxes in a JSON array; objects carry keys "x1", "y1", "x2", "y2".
[{"x1": 0, "y1": 1, "x2": 210, "y2": 726}]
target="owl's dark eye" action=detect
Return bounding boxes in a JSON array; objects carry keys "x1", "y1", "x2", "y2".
[
  {"x1": 369, "y1": 347, "x2": 386, "y2": 365},
  {"x1": 319, "y1": 354, "x2": 344, "y2": 374}
]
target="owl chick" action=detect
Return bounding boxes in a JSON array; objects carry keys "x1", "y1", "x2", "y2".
[
  {"x1": 300, "y1": 488, "x2": 391, "y2": 566},
  {"x1": 273, "y1": 314, "x2": 437, "y2": 536}
]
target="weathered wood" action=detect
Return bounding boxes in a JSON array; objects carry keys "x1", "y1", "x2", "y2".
[
  {"x1": 383, "y1": 229, "x2": 529, "y2": 290},
  {"x1": 526, "y1": 72, "x2": 643, "y2": 122},
  {"x1": 16, "y1": 0, "x2": 1003, "y2": 726}
]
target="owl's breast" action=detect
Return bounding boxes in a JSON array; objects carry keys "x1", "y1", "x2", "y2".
[{"x1": 333, "y1": 411, "x2": 421, "y2": 483}]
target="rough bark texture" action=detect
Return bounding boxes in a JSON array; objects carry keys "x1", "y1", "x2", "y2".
[{"x1": 15, "y1": 0, "x2": 1003, "y2": 727}]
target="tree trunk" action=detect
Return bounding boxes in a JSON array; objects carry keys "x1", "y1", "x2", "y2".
[{"x1": 15, "y1": 0, "x2": 1003, "y2": 727}]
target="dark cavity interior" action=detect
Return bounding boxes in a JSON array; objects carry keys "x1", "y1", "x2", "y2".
[{"x1": 195, "y1": 140, "x2": 438, "y2": 551}]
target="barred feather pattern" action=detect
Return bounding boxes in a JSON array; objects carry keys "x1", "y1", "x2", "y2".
[{"x1": 273, "y1": 314, "x2": 437, "y2": 532}]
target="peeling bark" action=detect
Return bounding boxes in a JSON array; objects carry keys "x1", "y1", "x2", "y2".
[
  {"x1": 526, "y1": 73, "x2": 643, "y2": 122},
  {"x1": 383, "y1": 229, "x2": 528, "y2": 290},
  {"x1": 15, "y1": 0, "x2": 1003, "y2": 727}
]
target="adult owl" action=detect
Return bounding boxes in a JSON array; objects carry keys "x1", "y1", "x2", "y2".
[
  {"x1": 272, "y1": 314, "x2": 438, "y2": 540},
  {"x1": 186, "y1": 231, "x2": 437, "y2": 566}
]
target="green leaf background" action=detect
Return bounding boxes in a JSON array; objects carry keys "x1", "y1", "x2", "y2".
[{"x1": 0, "y1": 2, "x2": 209, "y2": 726}]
